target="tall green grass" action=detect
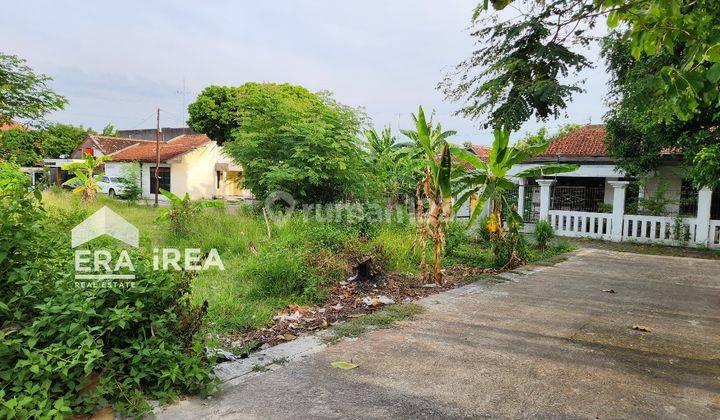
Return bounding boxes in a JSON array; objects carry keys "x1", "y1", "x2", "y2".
[{"x1": 43, "y1": 192, "x2": 571, "y2": 333}]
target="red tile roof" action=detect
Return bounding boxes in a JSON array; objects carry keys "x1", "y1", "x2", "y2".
[
  {"x1": 112, "y1": 134, "x2": 211, "y2": 162},
  {"x1": 0, "y1": 121, "x2": 22, "y2": 131},
  {"x1": 539, "y1": 124, "x2": 608, "y2": 157},
  {"x1": 89, "y1": 135, "x2": 155, "y2": 155},
  {"x1": 469, "y1": 145, "x2": 491, "y2": 161}
]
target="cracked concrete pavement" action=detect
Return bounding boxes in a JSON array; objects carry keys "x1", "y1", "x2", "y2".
[{"x1": 158, "y1": 248, "x2": 720, "y2": 419}]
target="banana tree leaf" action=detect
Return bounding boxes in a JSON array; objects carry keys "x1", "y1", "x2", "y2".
[
  {"x1": 453, "y1": 186, "x2": 480, "y2": 212},
  {"x1": 159, "y1": 188, "x2": 184, "y2": 205},
  {"x1": 508, "y1": 141, "x2": 551, "y2": 165},
  {"x1": 501, "y1": 194, "x2": 524, "y2": 228},
  {"x1": 449, "y1": 145, "x2": 488, "y2": 171},
  {"x1": 467, "y1": 181, "x2": 497, "y2": 226},
  {"x1": 496, "y1": 177, "x2": 517, "y2": 191},
  {"x1": 62, "y1": 176, "x2": 81, "y2": 186},
  {"x1": 438, "y1": 142, "x2": 452, "y2": 199},
  {"x1": 515, "y1": 164, "x2": 579, "y2": 178},
  {"x1": 414, "y1": 107, "x2": 433, "y2": 158},
  {"x1": 489, "y1": 127, "x2": 510, "y2": 172}
]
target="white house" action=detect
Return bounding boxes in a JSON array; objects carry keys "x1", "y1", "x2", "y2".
[
  {"x1": 478, "y1": 124, "x2": 719, "y2": 248},
  {"x1": 105, "y1": 134, "x2": 252, "y2": 200}
]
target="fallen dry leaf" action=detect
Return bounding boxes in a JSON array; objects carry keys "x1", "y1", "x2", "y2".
[
  {"x1": 632, "y1": 324, "x2": 652, "y2": 332},
  {"x1": 280, "y1": 333, "x2": 297, "y2": 341},
  {"x1": 331, "y1": 361, "x2": 358, "y2": 370}
]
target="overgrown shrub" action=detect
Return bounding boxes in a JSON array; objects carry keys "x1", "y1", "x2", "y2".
[
  {"x1": 534, "y1": 220, "x2": 555, "y2": 250},
  {"x1": 159, "y1": 189, "x2": 224, "y2": 235},
  {"x1": 471, "y1": 216, "x2": 492, "y2": 243},
  {"x1": 492, "y1": 232, "x2": 530, "y2": 268},
  {"x1": 243, "y1": 248, "x2": 324, "y2": 300},
  {"x1": 117, "y1": 162, "x2": 142, "y2": 202},
  {"x1": 444, "y1": 220, "x2": 468, "y2": 257},
  {"x1": 0, "y1": 163, "x2": 215, "y2": 418}
]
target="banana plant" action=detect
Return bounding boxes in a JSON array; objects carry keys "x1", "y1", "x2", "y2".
[
  {"x1": 158, "y1": 188, "x2": 225, "y2": 234},
  {"x1": 398, "y1": 106, "x2": 454, "y2": 285},
  {"x1": 62, "y1": 153, "x2": 112, "y2": 202},
  {"x1": 452, "y1": 127, "x2": 578, "y2": 266}
]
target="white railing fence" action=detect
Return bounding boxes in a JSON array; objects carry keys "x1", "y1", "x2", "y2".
[
  {"x1": 622, "y1": 215, "x2": 697, "y2": 245},
  {"x1": 543, "y1": 210, "x2": 719, "y2": 248},
  {"x1": 547, "y1": 210, "x2": 613, "y2": 240},
  {"x1": 710, "y1": 220, "x2": 720, "y2": 249}
]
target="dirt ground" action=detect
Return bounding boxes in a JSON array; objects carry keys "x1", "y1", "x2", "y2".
[{"x1": 159, "y1": 248, "x2": 720, "y2": 419}]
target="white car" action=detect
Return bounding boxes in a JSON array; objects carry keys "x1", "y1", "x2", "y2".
[{"x1": 98, "y1": 176, "x2": 126, "y2": 198}]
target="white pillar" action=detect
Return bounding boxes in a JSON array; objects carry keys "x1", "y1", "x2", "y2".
[
  {"x1": 517, "y1": 179, "x2": 526, "y2": 219},
  {"x1": 608, "y1": 181, "x2": 629, "y2": 242},
  {"x1": 537, "y1": 179, "x2": 554, "y2": 221},
  {"x1": 695, "y1": 187, "x2": 713, "y2": 246}
]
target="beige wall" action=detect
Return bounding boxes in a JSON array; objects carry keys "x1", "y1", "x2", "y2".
[{"x1": 106, "y1": 143, "x2": 252, "y2": 200}]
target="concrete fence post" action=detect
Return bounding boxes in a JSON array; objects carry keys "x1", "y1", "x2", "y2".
[
  {"x1": 695, "y1": 187, "x2": 713, "y2": 246},
  {"x1": 517, "y1": 178, "x2": 526, "y2": 220},
  {"x1": 537, "y1": 179, "x2": 555, "y2": 222},
  {"x1": 608, "y1": 181, "x2": 629, "y2": 242}
]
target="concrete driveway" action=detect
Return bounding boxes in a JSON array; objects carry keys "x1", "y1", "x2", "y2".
[{"x1": 160, "y1": 248, "x2": 720, "y2": 419}]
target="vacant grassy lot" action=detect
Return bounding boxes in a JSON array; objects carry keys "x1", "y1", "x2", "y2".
[
  {"x1": 44, "y1": 192, "x2": 424, "y2": 333},
  {"x1": 45, "y1": 191, "x2": 572, "y2": 336}
]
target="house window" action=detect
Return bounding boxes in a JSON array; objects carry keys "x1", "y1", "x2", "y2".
[
  {"x1": 679, "y1": 180, "x2": 698, "y2": 216},
  {"x1": 149, "y1": 167, "x2": 170, "y2": 194},
  {"x1": 216, "y1": 171, "x2": 222, "y2": 189}
]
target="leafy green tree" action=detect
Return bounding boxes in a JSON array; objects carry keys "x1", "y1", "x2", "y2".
[
  {"x1": 399, "y1": 107, "x2": 454, "y2": 285},
  {"x1": 42, "y1": 123, "x2": 93, "y2": 158},
  {"x1": 602, "y1": 33, "x2": 720, "y2": 189},
  {"x1": 62, "y1": 153, "x2": 111, "y2": 202},
  {"x1": 440, "y1": 2, "x2": 591, "y2": 130},
  {"x1": 0, "y1": 128, "x2": 44, "y2": 166},
  {"x1": 188, "y1": 83, "x2": 368, "y2": 203},
  {"x1": 448, "y1": 1, "x2": 720, "y2": 128},
  {"x1": 453, "y1": 128, "x2": 577, "y2": 267},
  {"x1": 0, "y1": 52, "x2": 67, "y2": 126},
  {"x1": 101, "y1": 123, "x2": 118, "y2": 136},
  {"x1": 0, "y1": 123, "x2": 91, "y2": 164}
]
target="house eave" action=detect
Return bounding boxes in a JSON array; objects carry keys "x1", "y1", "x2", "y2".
[{"x1": 525, "y1": 156, "x2": 616, "y2": 164}]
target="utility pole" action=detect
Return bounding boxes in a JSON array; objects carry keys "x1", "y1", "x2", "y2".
[{"x1": 154, "y1": 108, "x2": 161, "y2": 207}]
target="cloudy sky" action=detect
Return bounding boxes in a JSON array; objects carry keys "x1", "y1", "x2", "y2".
[{"x1": 2, "y1": 0, "x2": 609, "y2": 145}]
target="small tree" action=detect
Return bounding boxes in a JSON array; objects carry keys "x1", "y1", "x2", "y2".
[
  {"x1": 453, "y1": 128, "x2": 577, "y2": 267},
  {"x1": 188, "y1": 83, "x2": 368, "y2": 203},
  {"x1": 101, "y1": 123, "x2": 118, "y2": 137},
  {"x1": 61, "y1": 153, "x2": 111, "y2": 202},
  {"x1": 158, "y1": 189, "x2": 224, "y2": 235},
  {"x1": 399, "y1": 107, "x2": 454, "y2": 285},
  {"x1": 0, "y1": 52, "x2": 67, "y2": 127},
  {"x1": 117, "y1": 162, "x2": 142, "y2": 202}
]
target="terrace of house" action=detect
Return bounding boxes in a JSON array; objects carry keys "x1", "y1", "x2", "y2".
[{"x1": 509, "y1": 159, "x2": 720, "y2": 222}]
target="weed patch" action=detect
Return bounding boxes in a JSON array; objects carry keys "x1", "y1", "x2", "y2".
[{"x1": 324, "y1": 304, "x2": 425, "y2": 344}]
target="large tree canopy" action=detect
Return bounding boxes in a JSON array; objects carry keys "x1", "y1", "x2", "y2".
[
  {"x1": 0, "y1": 124, "x2": 92, "y2": 166},
  {"x1": 0, "y1": 52, "x2": 67, "y2": 126},
  {"x1": 445, "y1": 0, "x2": 720, "y2": 129},
  {"x1": 602, "y1": 33, "x2": 720, "y2": 188},
  {"x1": 188, "y1": 83, "x2": 369, "y2": 203}
]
